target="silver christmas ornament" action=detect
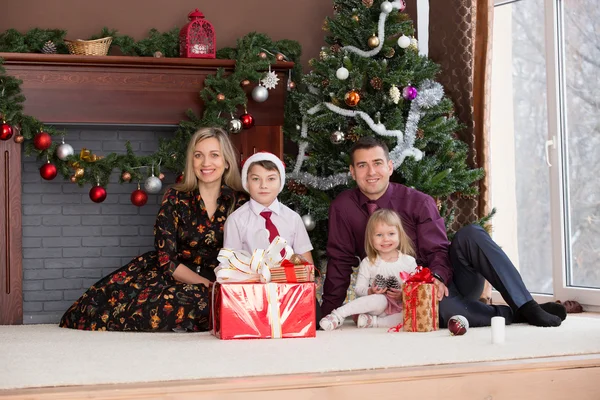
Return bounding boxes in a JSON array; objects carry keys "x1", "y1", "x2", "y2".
[
  {"x1": 56, "y1": 143, "x2": 74, "y2": 161},
  {"x1": 336, "y1": 67, "x2": 349, "y2": 80},
  {"x1": 330, "y1": 130, "x2": 346, "y2": 145},
  {"x1": 227, "y1": 118, "x2": 243, "y2": 134},
  {"x1": 302, "y1": 214, "x2": 316, "y2": 231},
  {"x1": 397, "y1": 35, "x2": 411, "y2": 49},
  {"x1": 380, "y1": 1, "x2": 393, "y2": 14},
  {"x1": 144, "y1": 175, "x2": 162, "y2": 194},
  {"x1": 252, "y1": 85, "x2": 269, "y2": 102}
]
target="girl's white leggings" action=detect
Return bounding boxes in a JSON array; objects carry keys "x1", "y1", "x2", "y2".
[{"x1": 332, "y1": 294, "x2": 403, "y2": 328}]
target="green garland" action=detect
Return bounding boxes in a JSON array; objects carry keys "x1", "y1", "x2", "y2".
[{"x1": 0, "y1": 29, "x2": 303, "y2": 188}]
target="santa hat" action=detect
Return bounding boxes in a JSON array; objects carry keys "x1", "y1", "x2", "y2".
[{"x1": 241, "y1": 152, "x2": 286, "y2": 193}]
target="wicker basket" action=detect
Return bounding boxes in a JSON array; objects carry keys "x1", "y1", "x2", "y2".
[{"x1": 64, "y1": 37, "x2": 112, "y2": 56}]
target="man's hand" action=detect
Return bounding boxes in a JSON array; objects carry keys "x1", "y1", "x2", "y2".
[
  {"x1": 433, "y1": 278, "x2": 448, "y2": 301},
  {"x1": 386, "y1": 288, "x2": 403, "y2": 301},
  {"x1": 368, "y1": 282, "x2": 387, "y2": 295}
]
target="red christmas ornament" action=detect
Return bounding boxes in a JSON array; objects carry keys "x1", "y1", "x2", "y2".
[
  {"x1": 40, "y1": 161, "x2": 57, "y2": 180},
  {"x1": 448, "y1": 315, "x2": 469, "y2": 336},
  {"x1": 179, "y1": 9, "x2": 216, "y2": 58},
  {"x1": 33, "y1": 131, "x2": 52, "y2": 150},
  {"x1": 1, "y1": 123, "x2": 13, "y2": 141},
  {"x1": 176, "y1": 173, "x2": 184, "y2": 183},
  {"x1": 240, "y1": 112, "x2": 255, "y2": 129},
  {"x1": 89, "y1": 185, "x2": 107, "y2": 203},
  {"x1": 131, "y1": 187, "x2": 148, "y2": 207}
]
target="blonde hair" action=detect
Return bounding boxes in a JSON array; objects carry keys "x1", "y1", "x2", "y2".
[
  {"x1": 364, "y1": 209, "x2": 415, "y2": 263},
  {"x1": 172, "y1": 127, "x2": 243, "y2": 193}
]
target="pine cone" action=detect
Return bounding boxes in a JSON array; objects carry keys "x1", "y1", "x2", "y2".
[
  {"x1": 330, "y1": 44, "x2": 342, "y2": 54},
  {"x1": 370, "y1": 77, "x2": 383, "y2": 91},
  {"x1": 362, "y1": 0, "x2": 374, "y2": 7},
  {"x1": 347, "y1": 133, "x2": 360, "y2": 143},
  {"x1": 386, "y1": 276, "x2": 401, "y2": 289},
  {"x1": 41, "y1": 41, "x2": 57, "y2": 54},
  {"x1": 374, "y1": 274, "x2": 387, "y2": 289},
  {"x1": 287, "y1": 180, "x2": 308, "y2": 195},
  {"x1": 416, "y1": 129, "x2": 425, "y2": 139}
]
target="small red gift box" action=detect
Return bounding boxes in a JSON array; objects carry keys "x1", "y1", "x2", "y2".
[
  {"x1": 210, "y1": 282, "x2": 316, "y2": 340},
  {"x1": 401, "y1": 267, "x2": 439, "y2": 332}
]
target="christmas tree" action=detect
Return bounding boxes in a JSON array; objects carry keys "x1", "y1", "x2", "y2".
[{"x1": 282, "y1": 0, "x2": 486, "y2": 259}]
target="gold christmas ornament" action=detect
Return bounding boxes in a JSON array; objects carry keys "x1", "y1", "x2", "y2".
[
  {"x1": 352, "y1": 15, "x2": 360, "y2": 22},
  {"x1": 344, "y1": 90, "x2": 361, "y2": 107},
  {"x1": 287, "y1": 81, "x2": 296, "y2": 90},
  {"x1": 259, "y1": 51, "x2": 267, "y2": 59},
  {"x1": 70, "y1": 175, "x2": 77, "y2": 183},
  {"x1": 159, "y1": 173, "x2": 165, "y2": 180},
  {"x1": 322, "y1": 19, "x2": 329, "y2": 31},
  {"x1": 122, "y1": 171, "x2": 132, "y2": 182},
  {"x1": 216, "y1": 93, "x2": 226, "y2": 101},
  {"x1": 241, "y1": 79, "x2": 251, "y2": 87},
  {"x1": 367, "y1": 34, "x2": 380, "y2": 49},
  {"x1": 319, "y1": 50, "x2": 328, "y2": 60},
  {"x1": 308, "y1": 58, "x2": 317, "y2": 67},
  {"x1": 74, "y1": 167, "x2": 85, "y2": 179},
  {"x1": 14, "y1": 135, "x2": 24, "y2": 143},
  {"x1": 153, "y1": 51, "x2": 163, "y2": 58},
  {"x1": 276, "y1": 53, "x2": 284, "y2": 61}
]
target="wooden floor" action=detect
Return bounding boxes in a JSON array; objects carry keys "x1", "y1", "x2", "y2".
[{"x1": 2, "y1": 353, "x2": 599, "y2": 400}]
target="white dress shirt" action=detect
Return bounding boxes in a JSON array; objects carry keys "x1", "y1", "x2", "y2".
[{"x1": 223, "y1": 198, "x2": 313, "y2": 255}]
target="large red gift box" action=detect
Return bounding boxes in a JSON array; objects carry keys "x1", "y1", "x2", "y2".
[{"x1": 210, "y1": 281, "x2": 316, "y2": 340}]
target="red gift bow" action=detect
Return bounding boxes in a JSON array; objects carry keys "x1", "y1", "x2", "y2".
[
  {"x1": 389, "y1": 266, "x2": 438, "y2": 333},
  {"x1": 280, "y1": 259, "x2": 301, "y2": 283}
]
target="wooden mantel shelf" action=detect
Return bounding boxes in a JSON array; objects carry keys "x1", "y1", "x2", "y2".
[{"x1": 0, "y1": 53, "x2": 293, "y2": 126}]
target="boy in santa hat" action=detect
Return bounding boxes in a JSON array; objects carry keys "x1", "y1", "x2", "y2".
[{"x1": 223, "y1": 152, "x2": 314, "y2": 263}]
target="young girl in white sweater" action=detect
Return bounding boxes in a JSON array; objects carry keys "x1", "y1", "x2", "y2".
[{"x1": 320, "y1": 209, "x2": 417, "y2": 330}]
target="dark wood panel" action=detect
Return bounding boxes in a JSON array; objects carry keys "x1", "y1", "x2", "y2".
[
  {"x1": 0, "y1": 138, "x2": 23, "y2": 325},
  {"x1": 0, "y1": 53, "x2": 292, "y2": 126},
  {"x1": 230, "y1": 126, "x2": 283, "y2": 162}
]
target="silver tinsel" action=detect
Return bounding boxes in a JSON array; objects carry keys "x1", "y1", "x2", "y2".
[
  {"x1": 144, "y1": 175, "x2": 163, "y2": 194},
  {"x1": 287, "y1": 171, "x2": 350, "y2": 190}
]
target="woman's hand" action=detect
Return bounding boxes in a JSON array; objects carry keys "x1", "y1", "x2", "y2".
[
  {"x1": 196, "y1": 275, "x2": 213, "y2": 288},
  {"x1": 368, "y1": 282, "x2": 387, "y2": 295},
  {"x1": 386, "y1": 288, "x2": 403, "y2": 301}
]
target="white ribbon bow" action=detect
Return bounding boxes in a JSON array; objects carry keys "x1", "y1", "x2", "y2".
[{"x1": 216, "y1": 236, "x2": 294, "y2": 283}]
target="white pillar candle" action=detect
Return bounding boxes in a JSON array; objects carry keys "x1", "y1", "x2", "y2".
[{"x1": 491, "y1": 316, "x2": 506, "y2": 344}]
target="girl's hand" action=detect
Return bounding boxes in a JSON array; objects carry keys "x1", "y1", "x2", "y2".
[
  {"x1": 386, "y1": 288, "x2": 403, "y2": 301},
  {"x1": 369, "y1": 282, "x2": 387, "y2": 295}
]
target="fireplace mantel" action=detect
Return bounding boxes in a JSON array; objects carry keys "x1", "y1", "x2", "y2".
[
  {"x1": 0, "y1": 53, "x2": 293, "y2": 126},
  {"x1": 0, "y1": 53, "x2": 292, "y2": 325}
]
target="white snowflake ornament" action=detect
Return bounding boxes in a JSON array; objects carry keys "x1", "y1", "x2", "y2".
[
  {"x1": 261, "y1": 68, "x2": 280, "y2": 90},
  {"x1": 389, "y1": 85, "x2": 401, "y2": 104}
]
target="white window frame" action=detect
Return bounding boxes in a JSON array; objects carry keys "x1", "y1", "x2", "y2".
[{"x1": 491, "y1": 0, "x2": 600, "y2": 311}]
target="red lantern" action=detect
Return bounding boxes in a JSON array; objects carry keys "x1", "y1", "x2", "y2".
[{"x1": 179, "y1": 9, "x2": 216, "y2": 59}]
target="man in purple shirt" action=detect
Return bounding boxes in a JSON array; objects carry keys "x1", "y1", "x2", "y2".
[{"x1": 322, "y1": 137, "x2": 566, "y2": 328}]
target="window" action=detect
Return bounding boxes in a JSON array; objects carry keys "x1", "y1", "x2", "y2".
[{"x1": 489, "y1": 0, "x2": 600, "y2": 308}]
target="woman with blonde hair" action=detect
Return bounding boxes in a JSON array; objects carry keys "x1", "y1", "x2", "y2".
[
  {"x1": 60, "y1": 127, "x2": 248, "y2": 331},
  {"x1": 320, "y1": 209, "x2": 418, "y2": 330}
]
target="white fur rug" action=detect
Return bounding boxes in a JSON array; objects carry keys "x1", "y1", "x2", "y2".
[{"x1": 1, "y1": 314, "x2": 599, "y2": 390}]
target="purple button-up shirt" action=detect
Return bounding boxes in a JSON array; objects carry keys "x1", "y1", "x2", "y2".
[{"x1": 322, "y1": 183, "x2": 452, "y2": 317}]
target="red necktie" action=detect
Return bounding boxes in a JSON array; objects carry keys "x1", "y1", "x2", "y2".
[
  {"x1": 366, "y1": 201, "x2": 379, "y2": 215},
  {"x1": 260, "y1": 210, "x2": 280, "y2": 244}
]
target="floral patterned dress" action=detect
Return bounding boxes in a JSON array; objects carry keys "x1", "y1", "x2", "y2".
[{"x1": 59, "y1": 185, "x2": 248, "y2": 332}]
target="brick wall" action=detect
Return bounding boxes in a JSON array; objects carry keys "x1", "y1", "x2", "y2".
[{"x1": 21, "y1": 127, "x2": 175, "y2": 324}]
